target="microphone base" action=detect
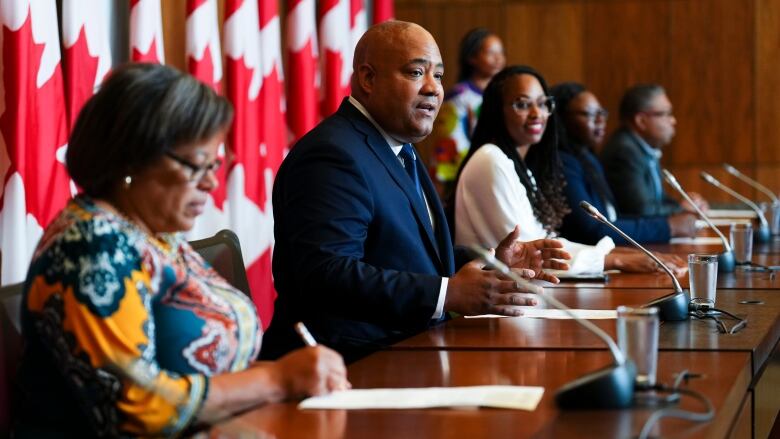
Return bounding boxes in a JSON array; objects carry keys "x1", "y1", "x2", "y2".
[
  {"x1": 643, "y1": 291, "x2": 690, "y2": 321},
  {"x1": 718, "y1": 251, "x2": 736, "y2": 273},
  {"x1": 755, "y1": 226, "x2": 771, "y2": 244},
  {"x1": 555, "y1": 361, "x2": 637, "y2": 409}
]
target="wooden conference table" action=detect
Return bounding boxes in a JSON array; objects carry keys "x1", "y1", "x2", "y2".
[{"x1": 209, "y1": 237, "x2": 780, "y2": 438}]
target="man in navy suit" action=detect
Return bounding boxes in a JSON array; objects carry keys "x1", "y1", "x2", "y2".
[{"x1": 262, "y1": 21, "x2": 568, "y2": 362}]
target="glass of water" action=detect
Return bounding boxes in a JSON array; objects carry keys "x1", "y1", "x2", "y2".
[
  {"x1": 617, "y1": 306, "x2": 659, "y2": 389},
  {"x1": 729, "y1": 222, "x2": 753, "y2": 264},
  {"x1": 772, "y1": 202, "x2": 780, "y2": 236},
  {"x1": 688, "y1": 254, "x2": 718, "y2": 308}
]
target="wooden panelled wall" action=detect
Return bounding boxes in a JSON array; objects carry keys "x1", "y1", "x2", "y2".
[
  {"x1": 397, "y1": 0, "x2": 780, "y2": 204},
  {"x1": 158, "y1": 0, "x2": 780, "y2": 203}
]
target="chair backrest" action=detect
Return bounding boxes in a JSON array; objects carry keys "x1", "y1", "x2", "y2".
[
  {"x1": 0, "y1": 282, "x2": 23, "y2": 435},
  {"x1": 189, "y1": 229, "x2": 251, "y2": 298}
]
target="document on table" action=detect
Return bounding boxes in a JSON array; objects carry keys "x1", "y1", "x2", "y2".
[
  {"x1": 695, "y1": 219, "x2": 749, "y2": 229},
  {"x1": 707, "y1": 209, "x2": 756, "y2": 219},
  {"x1": 669, "y1": 236, "x2": 724, "y2": 245},
  {"x1": 464, "y1": 308, "x2": 617, "y2": 319},
  {"x1": 299, "y1": 386, "x2": 545, "y2": 411}
]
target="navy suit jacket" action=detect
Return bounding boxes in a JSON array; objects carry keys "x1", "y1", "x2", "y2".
[
  {"x1": 600, "y1": 127, "x2": 681, "y2": 216},
  {"x1": 262, "y1": 99, "x2": 459, "y2": 362},
  {"x1": 559, "y1": 150, "x2": 671, "y2": 245}
]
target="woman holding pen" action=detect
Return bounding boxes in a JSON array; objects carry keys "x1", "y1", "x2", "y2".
[{"x1": 15, "y1": 64, "x2": 348, "y2": 437}]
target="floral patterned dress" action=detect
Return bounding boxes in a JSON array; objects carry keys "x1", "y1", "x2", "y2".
[{"x1": 15, "y1": 196, "x2": 262, "y2": 437}]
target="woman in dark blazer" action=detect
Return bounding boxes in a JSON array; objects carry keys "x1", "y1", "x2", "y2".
[{"x1": 551, "y1": 82, "x2": 696, "y2": 245}]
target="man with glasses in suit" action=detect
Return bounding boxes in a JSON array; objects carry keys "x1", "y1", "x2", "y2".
[{"x1": 600, "y1": 83, "x2": 707, "y2": 216}]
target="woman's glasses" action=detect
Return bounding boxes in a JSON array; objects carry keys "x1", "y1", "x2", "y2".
[
  {"x1": 510, "y1": 96, "x2": 556, "y2": 115},
  {"x1": 165, "y1": 151, "x2": 222, "y2": 183}
]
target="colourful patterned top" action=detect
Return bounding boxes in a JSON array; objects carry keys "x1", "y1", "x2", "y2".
[
  {"x1": 424, "y1": 80, "x2": 484, "y2": 186},
  {"x1": 16, "y1": 196, "x2": 262, "y2": 437}
]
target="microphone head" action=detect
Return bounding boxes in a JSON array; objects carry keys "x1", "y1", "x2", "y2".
[
  {"x1": 579, "y1": 201, "x2": 601, "y2": 218},
  {"x1": 723, "y1": 163, "x2": 738, "y2": 175},
  {"x1": 661, "y1": 169, "x2": 679, "y2": 187},
  {"x1": 700, "y1": 171, "x2": 717, "y2": 185}
]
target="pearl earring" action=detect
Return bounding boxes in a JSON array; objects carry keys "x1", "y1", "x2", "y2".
[{"x1": 124, "y1": 175, "x2": 132, "y2": 187}]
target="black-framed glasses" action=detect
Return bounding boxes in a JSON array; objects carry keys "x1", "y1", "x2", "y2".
[
  {"x1": 510, "y1": 96, "x2": 555, "y2": 115},
  {"x1": 572, "y1": 108, "x2": 609, "y2": 120},
  {"x1": 164, "y1": 150, "x2": 222, "y2": 183}
]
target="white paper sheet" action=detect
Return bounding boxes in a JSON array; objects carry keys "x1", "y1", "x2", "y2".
[
  {"x1": 299, "y1": 385, "x2": 545, "y2": 411},
  {"x1": 669, "y1": 236, "x2": 725, "y2": 245},
  {"x1": 464, "y1": 309, "x2": 617, "y2": 319},
  {"x1": 696, "y1": 218, "x2": 750, "y2": 229},
  {"x1": 706, "y1": 209, "x2": 756, "y2": 219}
]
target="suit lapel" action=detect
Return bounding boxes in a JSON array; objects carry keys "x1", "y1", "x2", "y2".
[
  {"x1": 417, "y1": 157, "x2": 455, "y2": 275},
  {"x1": 339, "y1": 101, "x2": 445, "y2": 271}
]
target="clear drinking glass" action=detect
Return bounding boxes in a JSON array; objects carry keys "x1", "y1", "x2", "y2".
[
  {"x1": 616, "y1": 306, "x2": 659, "y2": 389},
  {"x1": 771, "y1": 202, "x2": 780, "y2": 236},
  {"x1": 729, "y1": 223, "x2": 753, "y2": 264},
  {"x1": 688, "y1": 254, "x2": 718, "y2": 308}
]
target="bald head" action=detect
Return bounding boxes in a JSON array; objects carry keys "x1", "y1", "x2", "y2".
[
  {"x1": 353, "y1": 21, "x2": 418, "y2": 69},
  {"x1": 350, "y1": 21, "x2": 444, "y2": 143}
]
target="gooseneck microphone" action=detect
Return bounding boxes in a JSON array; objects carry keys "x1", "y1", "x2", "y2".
[
  {"x1": 579, "y1": 201, "x2": 690, "y2": 321},
  {"x1": 662, "y1": 169, "x2": 735, "y2": 273},
  {"x1": 723, "y1": 164, "x2": 780, "y2": 204},
  {"x1": 472, "y1": 246, "x2": 636, "y2": 409},
  {"x1": 700, "y1": 172, "x2": 771, "y2": 243}
]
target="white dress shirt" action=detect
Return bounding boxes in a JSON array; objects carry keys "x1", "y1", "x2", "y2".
[{"x1": 455, "y1": 143, "x2": 614, "y2": 274}]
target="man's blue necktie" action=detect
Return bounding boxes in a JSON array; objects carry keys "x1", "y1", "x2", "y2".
[{"x1": 399, "y1": 143, "x2": 424, "y2": 203}]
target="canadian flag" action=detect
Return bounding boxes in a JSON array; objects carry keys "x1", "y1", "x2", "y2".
[
  {"x1": 0, "y1": 1, "x2": 71, "y2": 284},
  {"x1": 61, "y1": 0, "x2": 112, "y2": 131},
  {"x1": 185, "y1": 0, "x2": 227, "y2": 240},
  {"x1": 129, "y1": 0, "x2": 165, "y2": 63},
  {"x1": 186, "y1": 0, "x2": 221, "y2": 92},
  {"x1": 285, "y1": 0, "x2": 318, "y2": 143},
  {"x1": 224, "y1": 0, "x2": 286, "y2": 329},
  {"x1": 318, "y1": 0, "x2": 350, "y2": 118},
  {"x1": 350, "y1": 0, "x2": 367, "y2": 56},
  {"x1": 372, "y1": 0, "x2": 394, "y2": 23}
]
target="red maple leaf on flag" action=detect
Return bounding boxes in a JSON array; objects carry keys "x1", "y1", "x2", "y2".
[
  {"x1": 132, "y1": 38, "x2": 161, "y2": 63},
  {"x1": 62, "y1": 26, "x2": 100, "y2": 130},
  {"x1": 0, "y1": 11, "x2": 70, "y2": 228},
  {"x1": 187, "y1": 45, "x2": 227, "y2": 209}
]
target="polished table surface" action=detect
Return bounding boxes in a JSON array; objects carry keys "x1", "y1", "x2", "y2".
[
  {"x1": 575, "y1": 231, "x2": 780, "y2": 290},
  {"x1": 393, "y1": 288, "x2": 780, "y2": 377},
  {"x1": 209, "y1": 350, "x2": 751, "y2": 439},
  {"x1": 552, "y1": 267, "x2": 780, "y2": 290},
  {"x1": 207, "y1": 233, "x2": 780, "y2": 438}
]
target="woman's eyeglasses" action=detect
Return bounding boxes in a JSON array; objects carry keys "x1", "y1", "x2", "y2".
[
  {"x1": 510, "y1": 96, "x2": 556, "y2": 115},
  {"x1": 164, "y1": 151, "x2": 222, "y2": 183}
]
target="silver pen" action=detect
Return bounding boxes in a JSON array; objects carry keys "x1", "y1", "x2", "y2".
[{"x1": 294, "y1": 321, "x2": 318, "y2": 347}]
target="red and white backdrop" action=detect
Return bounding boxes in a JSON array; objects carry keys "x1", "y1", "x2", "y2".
[{"x1": 0, "y1": 0, "x2": 392, "y2": 328}]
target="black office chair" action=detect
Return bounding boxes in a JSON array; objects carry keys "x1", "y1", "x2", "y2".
[
  {"x1": 189, "y1": 229, "x2": 252, "y2": 298},
  {"x1": 0, "y1": 281, "x2": 23, "y2": 436}
]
